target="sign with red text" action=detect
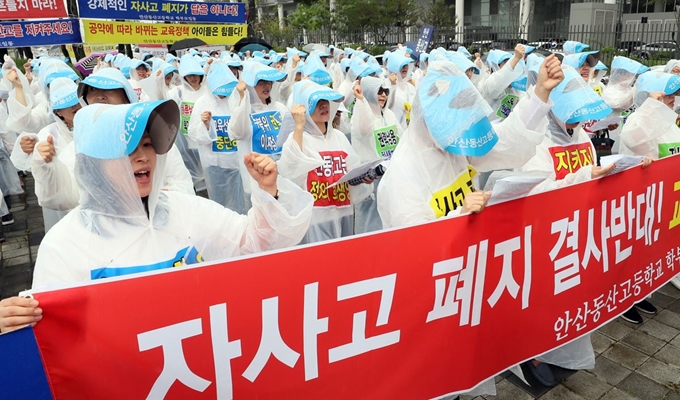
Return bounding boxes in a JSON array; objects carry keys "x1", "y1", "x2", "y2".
[
  {"x1": 29, "y1": 155, "x2": 680, "y2": 399},
  {"x1": 0, "y1": 0, "x2": 67, "y2": 20}
]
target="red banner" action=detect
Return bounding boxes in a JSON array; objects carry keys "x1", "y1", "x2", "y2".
[
  {"x1": 0, "y1": 0, "x2": 67, "y2": 20},
  {"x1": 32, "y1": 155, "x2": 680, "y2": 399}
]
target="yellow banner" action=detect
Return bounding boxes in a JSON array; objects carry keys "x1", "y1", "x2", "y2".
[{"x1": 81, "y1": 19, "x2": 246, "y2": 45}]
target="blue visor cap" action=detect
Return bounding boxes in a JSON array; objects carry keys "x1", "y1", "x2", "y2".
[
  {"x1": 562, "y1": 51, "x2": 600, "y2": 69},
  {"x1": 457, "y1": 47, "x2": 472, "y2": 58},
  {"x1": 251, "y1": 56, "x2": 272, "y2": 66},
  {"x1": 75, "y1": 100, "x2": 179, "y2": 160},
  {"x1": 160, "y1": 63, "x2": 178, "y2": 76},
  {"x1": 242, "y1": 61, "x2": 287, "y2": 87},
  {"x1": 550, "y1": 67, "x2": 612, "y2": 124},
  {"x1": 563, "y1": 41, "x2": 590, "y2": 55},
  {"x1": 78, "y1": 68, "x2": 138, "y2": 104},
  {"x1": 303, "y1": 54, "x2": 332, "y2": 85},
  {"x1": 594, "y1": 61, "x2": 608, "y2": 71},
  {"x1": 207, "y1": 63, "x2": 238, "y2": 97},
  {"x1": 293, "y1": 80, "x2": 344, "y2": 115},
  {"x1": 104, "y1": 53, "x2": 116, "y2": 63},
  {"x1": 418, "y1": 60, "x2": 498, "y2": 157},
  {"x1": 611, "y1": 56, "x2": 649, "y2": 75},
  {"x1": 636, "y1": 71, "x2": 680, "y2": 96},
  {"x1": 50, "y1": 77, "x2": 79, "y2": 110},
  {"x1": 487, "y1": 50, "x2": 512, "y2": 71},
  {"x1": 386, "y1": 52, "x2": 414, "y2": 74},
  {"x1": 45, "y1": 69, "x2": 79, "y2": 86},
  {"x1": 448, "y1": 52, "x2": 480, "y2": 75}
]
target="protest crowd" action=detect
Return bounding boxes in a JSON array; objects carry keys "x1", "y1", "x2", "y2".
[{"x1": 0, "y1": 40, "x2": 679, "y2": 397}]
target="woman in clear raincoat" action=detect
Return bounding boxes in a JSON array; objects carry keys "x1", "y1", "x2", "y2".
[
  {"x1": 227, "y1": 61, "x2": 288, "y2": 166},
  {"x1": 599, "y1": 56, "x2": 649, "y2": 154},
  {"x1": 516, "y1": 57, "x2": 644, "y2": 386},
  {"x1": 478, "y1": 46, "x2": 527, "y2": 122},
  {"x1": 169, "y1": 54, "x2": 209, "y2": 192},
  {"x1": 385, "y1": 51, "x2": 416, "y2": 130},
  {"x1": 278, "y1": 80, "x2": 372, "y2": 244},
  {"x1": 0, "y1": 99, "x2": 314, "y2": 333},
  {"x1": 376, "y1": 56, "x2": 563, "y2": 398},
  {"x1": 188, "y1": 63, "x2": 249, "y2": 214},
  {"x1": 127, "y1": 59, "x2": 152, "y2": 101},
  {"x1": 620, "y1": 71, "x2": 680, "y2": 160},
  {"x1": 30, "y1": 77, "x2": 81, "y2": 231},
  {"x1": 350, "y1": 76, "x2": 402, "y2": 234},
  {"x1": 27, "y1": 67, "x2": 194, "y2": 215}
]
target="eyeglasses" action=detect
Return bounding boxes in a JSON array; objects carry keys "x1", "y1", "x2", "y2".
[{"x1": 378, "y1": 87, "x2": 390, "y2": 96}]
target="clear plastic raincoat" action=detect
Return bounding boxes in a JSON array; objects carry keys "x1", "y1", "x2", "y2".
[
  {"x1": 278, "y1": 80, "x2": 371, "y2": 244},
  {"x1": 350, "y1": 76, "x2": 402, "y2": 234},
  {"x1": 32, "y1": 100, "x2": 313, "y2": 288},
  {"x1": 188, "y1": 63, "x2": 249, "y2": 214},
  {"x1": 620, "y1": 71, "x2": 680, "y2": 159}
]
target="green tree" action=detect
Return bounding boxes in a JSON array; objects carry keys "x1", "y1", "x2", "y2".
[
  {"x1": 335, "y1": 0, "x2": 417, "y2": 44},
  {"x1": 288, "y1": 0, "x2": 333, "y2": 30},
  {"x1": 419, "y1": 0, "x2": 456, "y2": 45}
]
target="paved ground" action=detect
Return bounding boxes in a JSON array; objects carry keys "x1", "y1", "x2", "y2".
[{"x1": 1, "y1": 175, "x2": 679, "y2": 400}]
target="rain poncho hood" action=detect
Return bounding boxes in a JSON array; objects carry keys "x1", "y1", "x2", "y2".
[
  {"x1": 302, "y1": 53, "x2": 332, "y2": 85},
  {"x1": 287, "y1": 47, "x2": 307, "y2": 59},
  {"x1": 664, "y1": 59, "x2": 680, "y2": 74},
  {"x1": 207, "y1": 63, "x2": 238, "y2": 97},
  {"x1": 548, "y1": 66, "x2": 612, "y2": 124},
  {"x1": 348, "y1": 57, "x2": 371, "y2": 80},
  {"x1": 360, "y1": 76, "x2": 388, "y2": 112},
  {"x1": 563, "y1": 41, "x2": 590, "y2": 55},
  {"x1": 457, "y1": 46, "x2": 472, "y2": 58},
  {"x1": 447, "y1": 52, "x2": 480, "y2": 75},
  {"x1": 38, "y1": 58, "x2": 79, "y2": 95},
  {"x1": 78, "y1": 67, "x2": 138, "y2": 105},
  {"x1": 129, "y1": 59, "x2": 151, "y2": 81},
  {"x1": 634, "y1": 71, "x2": 680, "y2": 107},
  {"x1": 416, "y1": 60, "x2": 498, "y2": 156},
  {"x1": 179, "y1": 54, "x2": 205, "y2": 77},
  {"x1": 221, "y1": 53, "x2": 243, "y2": 68},
  {"x1": 487, "y1": 50, "x2": 513, "y2": 72},
  {"x1": 602, "y1": 56, "x2": 649, "y2": 110},
  {"x1": 49, "y1": 77, "x2": 79, "y2": 112}
]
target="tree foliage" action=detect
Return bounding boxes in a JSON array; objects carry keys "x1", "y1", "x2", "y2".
[
  {"x1": 419, "y1": 0, "x2": 456, "y2": 35},
  {"x1": 288, "y1": 0, "x2": 333, "y2": 31},
  {"x1": 335, "y1": 0, "x2": 418, "y2": 43}
]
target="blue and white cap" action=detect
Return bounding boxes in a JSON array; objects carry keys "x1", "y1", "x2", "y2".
[
  {"x1": 293, "y1": 80, "x2": 344, "y2": 115},
  {"x1": 550, "y1": 66, "x2": 612, "y2": 124},
  {"x1": 302, "y1": 53, "x2": 332, "y2": 85},
  {"x1": 78, "y1": 67, "x2": 138, "y2": 105},
  {"x1": 447, "y1": 52, "x2": 479, "y2": 75},
  {"x1": 286, "y1": 47, "x2": 307, "y2": 58},
  {"x1": 417, "y1": 60, "x2": 498, "y2": 157},
  {"x1": 242, "y1": 61, "x2": 287, "y2": 86},
  {"x1": 75, "y1": 100, "x2": 179, "y2": 160},
  {"x1": 251, "y1": 56, "x2": 273, "y2": 66},
  {"x1": 487, "y1": 50, "x2": 512, "y2": 72},
  {"x1": 563, "y1": 41, "x2": 590, "y2": 55},
  {"x1": 129, "y1": 59, "x2": 150, "y2": 70},
  {"x1": 386, "y1": 51, "x2": 414, "y2": 74},
  {"x1": 165, "y1": 54, "x2": 177, "y2": 65},
  {"x1": 221, "y1": 53, "x2": 243, "y2": 68},
  {"x1": 634, "y1": 71, "x2": 680, "y2": 107},
  {"x1": 104, "y1": 53, "x2": 116, "y2": 63},
  {"x1": 594, "y1": 61, "x2": 608, "y2": 71},
  {"x1": 456, "y1": 47, "x2": 472, "y2": 58},
  {"x1": 159, "y1": 62, "x2": 178, "y2": 76},
  {"x1": 611, "y1": 56, "x2": 648, "y2": 75},
  {"x1": 562, "y1": 51, "x2": 600, "y2": 69},
  {"x1": 420, "y1": 53, "x2": 429, "y2": 64},
  {"x1": 49, "y1": 77, "x2": 79, "y2": 111},
  {"x1": 207, "y1": 63, "x2": 238, "y2": 97}
]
